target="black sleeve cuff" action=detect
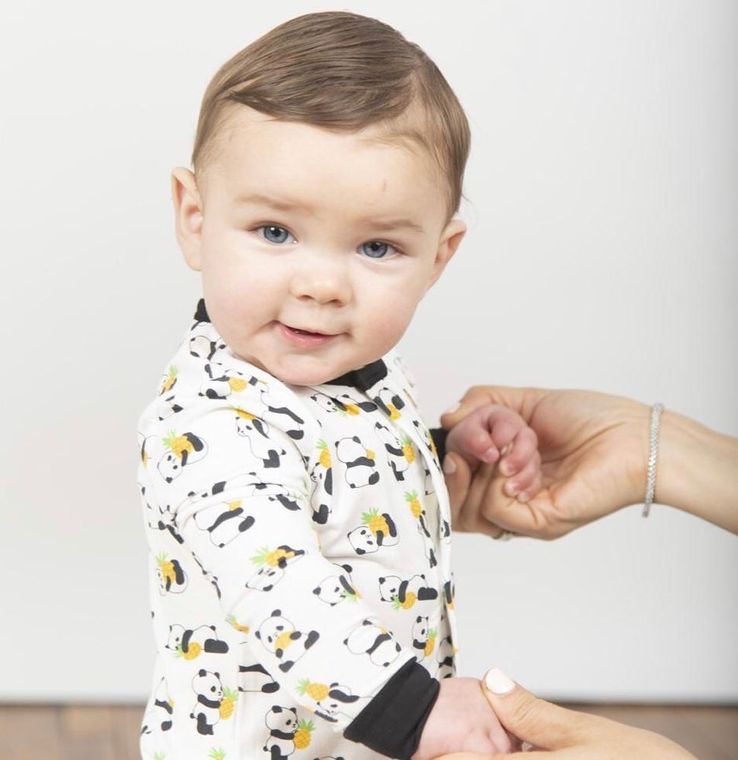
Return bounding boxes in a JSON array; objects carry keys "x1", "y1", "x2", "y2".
[
  {"x1": 430, "y1": 426, "x2": 448, "y2": 464},
  {"x1": 344, "y1": 659, "x2": 440, "y2": 759}
]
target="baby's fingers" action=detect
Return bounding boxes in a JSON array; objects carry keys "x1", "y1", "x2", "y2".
[
  {"x1": 503, "y1": 452, "x2": 542, "y2": 501},
  {"x1": 498, "y1": 426, "x2": 538, "y2": 478}
]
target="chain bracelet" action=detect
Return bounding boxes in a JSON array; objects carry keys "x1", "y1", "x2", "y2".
[{"x1": 642, "y1": 403, "x2": 665, "y2": 517}]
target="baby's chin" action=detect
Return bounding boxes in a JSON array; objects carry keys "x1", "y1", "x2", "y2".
[{"x1": 259, "y1": 358, "x2": 347, "y2": 388}]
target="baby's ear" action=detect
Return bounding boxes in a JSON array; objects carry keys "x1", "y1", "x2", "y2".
[
  {"x1": 171, "y1": 167, "x2": 204, "y2": 271},
  {"x1": 427, "y1": 218, "x2": 466, "y2": 290}
]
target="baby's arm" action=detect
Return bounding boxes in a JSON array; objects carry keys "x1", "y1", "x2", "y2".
[{"x1": 445, "y1": 403, "x2": 542, "y2": 501}]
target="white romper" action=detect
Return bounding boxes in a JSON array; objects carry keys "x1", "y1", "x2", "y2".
[{"x1": 137, "y1": 302, "x2": 458, "y2": 759}]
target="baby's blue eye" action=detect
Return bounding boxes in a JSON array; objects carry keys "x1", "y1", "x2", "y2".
[
  {"x1": 360, "y1": 241, "x2": 393, "y2": 259},
  {"x1": 259, "y1": 225, "x2": 292, "y2": 244}
]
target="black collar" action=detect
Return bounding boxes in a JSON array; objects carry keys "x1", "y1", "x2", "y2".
[{"x1": 193, "y1": 299, "x2": 387, "y2": 391}]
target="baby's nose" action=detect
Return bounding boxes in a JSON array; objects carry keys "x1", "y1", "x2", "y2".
[{"x1": 290, "y1": 253, "x2": 351, "y2": 305}]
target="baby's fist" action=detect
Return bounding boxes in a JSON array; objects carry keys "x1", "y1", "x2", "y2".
[{"x1": 445, "y1": 403, "x2": 541, "y2": 502}]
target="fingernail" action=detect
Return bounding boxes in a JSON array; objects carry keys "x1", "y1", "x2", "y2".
[
  {"x1": 505, "y1": 481, "x2": 519, "y2": 496},
  {"x1": 442, "y1": 455, "x2": 457, "y2": 475},
  {"x1": 500, "y1": 460, "x2": 513, "y2": 476},
  {"x1": 485, "y1": 667, "x2": 515, "y2": 695},
  {"x1": 442, "y1": 402, "x2": 461, "y2": 416},
  {"x1": 517, "y1": 492, "x2": 530, "y2": 503}
]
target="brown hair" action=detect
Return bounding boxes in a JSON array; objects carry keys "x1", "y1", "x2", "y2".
[{"x1": 191, "y1": 11, "x2": 470, "y2": 221}]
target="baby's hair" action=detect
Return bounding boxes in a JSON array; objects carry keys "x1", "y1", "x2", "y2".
[{"x1": 191, "y1": 11, "x2": 470, "y2": 221}]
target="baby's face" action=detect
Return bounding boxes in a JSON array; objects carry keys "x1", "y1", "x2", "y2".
[{"x1": 173, "y1": 105, "x2": 465, "y2": 385}]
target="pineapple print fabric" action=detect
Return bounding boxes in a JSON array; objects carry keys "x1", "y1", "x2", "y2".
[{"x1": 138, "y1": 302, "x2": 458, "y2": 759}]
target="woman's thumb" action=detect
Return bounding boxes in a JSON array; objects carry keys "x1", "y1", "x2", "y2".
[{"x1": 482, "y1": 668, "x2": 580, "y2": 752}]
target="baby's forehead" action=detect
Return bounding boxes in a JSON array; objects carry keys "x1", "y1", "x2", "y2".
[{"x1": 201, "y1": 106, "x2": 449, "y2": 219}]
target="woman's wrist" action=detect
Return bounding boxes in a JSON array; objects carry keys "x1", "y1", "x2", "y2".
[{"x1": 654, "y1": 410, "x2": 738, "y2": 532}]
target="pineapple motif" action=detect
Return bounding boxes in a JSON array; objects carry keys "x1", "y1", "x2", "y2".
[
  {"x1": 226, "y1": 614, "x2": 249, "y2": 635},
  {"x1": 219, "y1": 687, "x2": 237, "y2": 720},
  {"x1": 162, "y1": 430, "x2": 193, "y2": 459},
  {"x1": 274, "y1": 631, "x2": 294, "y2": 652},
  {"x1": 392, "y1": 593, "x2": 417, "y2": 611},
  {"x1": 227, "y1": 376, "x2": 247, "y2": 392},
  {"x1": 316, "y1": 439, "x2": 331, "y2": 469},
  {"x1": 177, "y1": 641, "x2": 202, "y2": 660},
  {"x1": 251, "y1": 546, "x2": 297, "y2": 568},
  {"x1": 297, "y1": 678, "x2": 330, "y2": 702},
  {"x1": 208, "y1": 748, "x2": 226, "y2": 760},
  {"x1": 401, "y1": 435, "x2": 415, "y2": 463},
  {"x1": 387, "y1": 404, "x2": 401, "y2": 420},
  {"x1": 424, "y1": 629, "x2": 437, "y2": 657},
  {"x1": 294, "y1": 718, "x2": 315, "y2": 749},
  {"x1": 343, "y1": 403, "x2": 360, "y2": 416},
  {"x1": 153, "y1": 753, "x2": 166, "y2": 760},
  {"x1": 405, "y1": 491, "x2": 422, "y2": 519},
  {"x1": 155, "y1": 552, "x2": 176, "y2": 587},
  {"x1": 159, "y1": 365, "x2": 177, "y2": 394},
  {"x1": 232, "y1": 407, "x2": 256, "y2": 422},
  {"x1": 362, "y1": 508, "x2": 389, "y2": 536},
  {"x1": 227, "y1": 499, "x2": 242, "y2": 512}
]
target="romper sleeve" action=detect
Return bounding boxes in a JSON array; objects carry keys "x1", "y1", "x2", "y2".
[{"x1": 142, "y1": 392, "x2": 421, "y2": 734}]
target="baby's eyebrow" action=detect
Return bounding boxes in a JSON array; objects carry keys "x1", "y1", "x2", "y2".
[{"x1": 233, "y1": 192, "x2": 425, "y2": 234}]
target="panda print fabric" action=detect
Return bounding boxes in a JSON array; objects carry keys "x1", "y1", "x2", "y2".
[{"x1": 138, "y1": 302, "x2": 458, "y2": 759}]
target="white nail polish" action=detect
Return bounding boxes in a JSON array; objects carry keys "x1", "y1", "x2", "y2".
[
  {"x1": 485, "y1": 667, "x2": 515, "y2": 695},
  {"x1": 442, "y1": 456, "x2": 457, "y2": 475}
]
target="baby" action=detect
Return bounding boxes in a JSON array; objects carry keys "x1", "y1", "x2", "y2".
[{"x1": 137, "y1": 11, "x2": 541, "y2": 760}]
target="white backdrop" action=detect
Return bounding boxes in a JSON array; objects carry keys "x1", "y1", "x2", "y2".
[{"x1": 1, "y1": 0, "x2": 736, "y2": 702}]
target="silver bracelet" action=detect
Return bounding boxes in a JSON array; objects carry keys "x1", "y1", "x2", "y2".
[{"x1": 642, "y1": 403, "x2": 665, "y2": 517}]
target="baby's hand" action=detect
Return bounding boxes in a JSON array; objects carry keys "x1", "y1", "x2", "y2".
[
  {"x1": 444, "y1": 403, "x2": 541, "y2": 501},
  {"x1": 412, "y1": 676, "x2": 517, "y2": 759}
]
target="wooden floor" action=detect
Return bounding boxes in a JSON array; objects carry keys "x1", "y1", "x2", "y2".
[{"x1": 0, "y1": 703, "x2": 735, "y2": 759}]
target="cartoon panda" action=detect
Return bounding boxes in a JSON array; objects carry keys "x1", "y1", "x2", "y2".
[
  {"x1": 444, "y1": 577, "x2": 456, "y2": 609},
  {"x1": 189, "y1": 324, "x2": 226, "y2": 361},
  {"x1": 198, "y1": 363, "x2": 254, "y2": 400},
  {"x1": 313, "y1": 564, "x2": 358, "y2": 606},
  {"x1": 344, "y1": 619, "x2": 402, "y2": 667},
  {"x1": 140, "y1": 676, "x2": 173, "y2": 734},
  {"x1": 335, "y1": 436, "x2": 380, "y2": 488},
  {"x1": 154, "y1": 394, "x2": 183, "y2": 422},
  {"x1": 377, "y1": 574, "x2": 438, "y2": 608},
  {"x1": 347, "y1": 512, "x2": 398, "y2": 555},
  {"x1": 373, "y1": 420, "x2": 412, "y2": 481},
  {"x1": 189, "y1": 669, "x2": 223, "y2": 735},
  {"x1": 436, "y1": 634, "x2": 455, "y2": 679},
  {"x1": 373, "y1": 386, "x2": 406, "y2": 420},
  {"x1": 192, "y1": 499, "x2": 255, "y2": 547},
  {"x1": 233, "y1": 408, "x2": 287, "y2": 469},
  {"x1": 255, "y1": 610, "x2": 319, "y2": 672},
  {"x1": 238, "y1": 661, "x2": 279, "y2": 694},
  {"x1": 157, "y1": 431, "x2": 208, "y2": 483},
  {"x1": 411, "y1": 615, "x2": 430, "y2": 658},
  {"x1": 156, "y1": 555, "x2": 187, "y2": 595},
  {"x1": 247, "y1": 564, "x2": 284, "y2": 592},
  {"x1": 263, "y1": 704, "x2": 297, "y2": 759},
  {"x1": 314, "y1": 683, "x2": 361, "y2": 723},
  {"x1": 166, "y1": 624, "x2": 229, "y2": 659},
  {"x1": 258, "y1": 386, "x2": 306, "y2": 441},
  {"x1": 247, "y1": 545, "x2": 304, "y2": 591}
]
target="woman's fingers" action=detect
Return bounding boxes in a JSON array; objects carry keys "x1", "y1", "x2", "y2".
[{"x1": 481, "y1": 669, "x2": 587, "y2": 751}]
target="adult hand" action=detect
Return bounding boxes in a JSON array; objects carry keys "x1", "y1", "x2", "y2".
[
  {"x1": 433, "y1": 668, "x2": 695, "y2": 759},
  {"x1": 441, "y1": 386, "x2": 738, "y2": 539},
  {"x1": 440, "y1": 387, "x2": 649, "y2": 539}
]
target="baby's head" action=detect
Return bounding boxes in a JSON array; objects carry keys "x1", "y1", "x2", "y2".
[{"x1": 172, "y1": 11, "x2": 470, "y2": 385}]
